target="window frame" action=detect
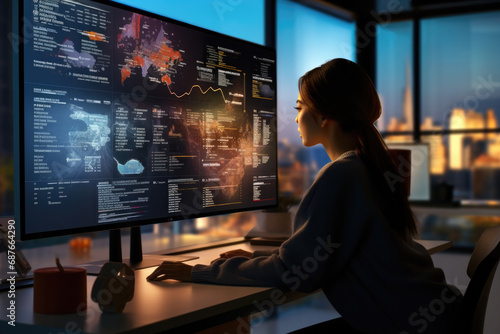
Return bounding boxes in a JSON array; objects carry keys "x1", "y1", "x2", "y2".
[{"x1": 377, "y1": 3, "x2": 500, "y2": 141}]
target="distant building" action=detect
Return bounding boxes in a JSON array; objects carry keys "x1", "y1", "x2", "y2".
[
  {"x1": 449, "y1": 108, "x2": 467, "y2": 170},
  {"x1": 448, "y1": 108, "x2": 497, "y2": 170},
  {"x1": 486, "y1": 108, "x2": 498, "y2": 139},
  {"x1": 384, "y1": 63, "x2": 414, "y2": 143},
  {"x1": 403, "y1": 62, "x2": 413, "y2": 131},
  {"x1": 488, "y1": 136, "x2": 500, "y2": 159},
  {"x1": 421, "y1": 117, "x2": 446, "y2": 175},
  {"x1": 472, "y1": 154, "x2": 500, "y2": 199}
]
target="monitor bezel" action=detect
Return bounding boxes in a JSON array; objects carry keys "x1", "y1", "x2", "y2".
[{"x1": 18, "y1": 0, "x2": 278, "y2": 240}]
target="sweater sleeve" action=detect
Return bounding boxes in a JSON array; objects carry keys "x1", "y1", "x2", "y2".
[
  {"x1": 253, "y1": 249, "x2": 278, "y2": 257},
  {"x1": 192, "y1": 159, "x2": 371, "y2": 291},
  {"x1": 192, "y1": 253, "x2": 288, "y2": 287}
]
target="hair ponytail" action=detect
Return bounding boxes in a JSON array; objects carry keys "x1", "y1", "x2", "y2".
[{"x1": 354, "y1": 124, "x2": 417, "y2": 239}]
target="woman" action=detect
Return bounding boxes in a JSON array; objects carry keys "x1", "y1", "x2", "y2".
[{"x1": 147, "y1": 58, "x2": 462, "y2": 333}]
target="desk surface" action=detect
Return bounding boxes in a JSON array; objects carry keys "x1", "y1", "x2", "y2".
[
  {"x1": 412, "y1": 204, "x2": 500, "y2": 217},
  {"x1": 0, "y1": 239, "x2": 451, "y2": 334}
]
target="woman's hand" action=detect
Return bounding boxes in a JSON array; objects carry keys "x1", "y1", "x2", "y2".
[
  {"x1": 146, "y1": 262, "x2": 193, "y2": 282},
  {"x1": 210, "y1": 249, "x2": 254, "y2": 264}
]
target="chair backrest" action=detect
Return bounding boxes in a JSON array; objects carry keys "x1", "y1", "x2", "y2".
[{"x1": 456, "y1": 226, "x2": 500, "y2": 334}]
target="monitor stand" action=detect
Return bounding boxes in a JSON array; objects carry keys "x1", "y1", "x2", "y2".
[
  {"x1": 79, "y1": 227, "x2": 197, "y2": 275},
  {"x1": 244, "y1": 212, "x2": 292, "y2": 246},
  {"x1": 108, "y1": 227, "x2": 170, "y2": 270}
]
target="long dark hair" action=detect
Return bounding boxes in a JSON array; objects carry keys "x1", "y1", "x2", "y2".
[{"x1": 299, "y1": 58, "x2": 417, "y2": 239}]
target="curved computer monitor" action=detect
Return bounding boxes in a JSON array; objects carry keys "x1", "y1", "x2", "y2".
[{"x1": 16, "y1": 0, "x2": 277, "y2": 242}]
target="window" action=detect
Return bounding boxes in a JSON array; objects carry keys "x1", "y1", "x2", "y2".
[
  {"x1": 377, "y1": 10, "x2": 500, "y2": 201},
  {"x1": 421, "y1": 11, "x2": 500, "y2": 200},
  {"x1": 276, "y1": 0, "x2": 355, "y2": 198},
  {"x1": 112, "y1": 0, "x2": 265, "y2": 45},
  {"x1": 376, "y1": 21, "x2": 413, "y2": 134},
  {"x1": 421, "y1": 12, "x2": 500, "y2": 130}
]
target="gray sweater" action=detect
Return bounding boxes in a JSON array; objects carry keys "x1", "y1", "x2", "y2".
[{"x1": 192, "y1": 154, "x2": 462, "y2": 333}]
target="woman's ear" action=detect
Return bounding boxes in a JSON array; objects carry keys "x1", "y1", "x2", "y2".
[{"x1": 321, "y1": 117, "x2": 330, "y2": 128}]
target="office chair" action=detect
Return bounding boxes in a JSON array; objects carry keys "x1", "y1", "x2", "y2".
[{"x1": 454, "y1": 226, "x2": 500, "y2": 334}]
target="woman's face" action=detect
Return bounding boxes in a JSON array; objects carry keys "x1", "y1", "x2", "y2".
[{"x1": 295, "y1": 93, "x2": 323, "y2": 147}]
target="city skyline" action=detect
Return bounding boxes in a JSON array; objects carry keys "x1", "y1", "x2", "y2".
[
  {"x1": 384, "y1": 60, "x2": 500, "y2": 173},
  {"x1": 381, "y1": 57, "x2": 500, "y2": 199},
  {"x1": 377, "y1": 10, "x2": 500, "y2": 129}
]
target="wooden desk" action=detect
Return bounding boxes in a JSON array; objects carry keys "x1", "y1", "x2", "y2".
[{"x1": 0, "y1": 239, "x2": 452, "y2": 334}]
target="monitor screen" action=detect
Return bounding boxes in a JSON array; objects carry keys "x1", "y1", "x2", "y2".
[
  {"x1": 386, "y1": 142, "x2": 431, "y2": 201},
  {"x1": 19, "y1": 0, "x2": 277, "y2": 240}
]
